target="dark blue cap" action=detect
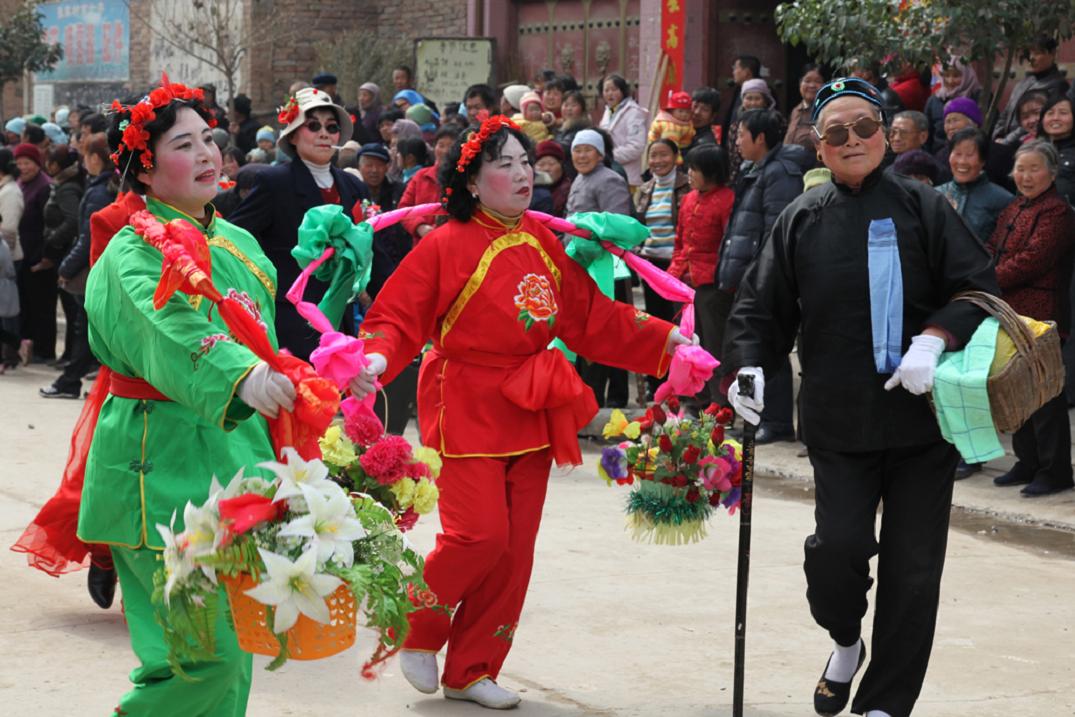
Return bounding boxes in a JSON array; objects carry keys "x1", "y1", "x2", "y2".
[
  {"x1": 312, "y1": 72, "x2": 338, "y2": 86},
  {"x1": 812, "y1": 77, "x2": 883, "y2": 123},
  {"x1": 357, "y1": 142, "x2": 390, "y2": 163}
]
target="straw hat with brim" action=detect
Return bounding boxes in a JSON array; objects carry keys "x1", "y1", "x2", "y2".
[{"x1": 277, "y1": 87, "x2": 353, "y2": 159}]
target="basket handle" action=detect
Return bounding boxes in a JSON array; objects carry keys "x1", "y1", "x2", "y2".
[{"x1": 951, "y1": 290, "x2": 1051, "y2": 385}]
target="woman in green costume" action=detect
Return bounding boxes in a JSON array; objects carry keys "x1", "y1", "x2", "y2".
[{"x1": 78, "y1": 80, "x2": 296, "y2": 716}]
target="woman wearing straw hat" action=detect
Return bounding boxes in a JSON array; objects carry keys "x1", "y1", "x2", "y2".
[
  {"x1": 724, "y1": 77, "x2": 998, "y2": 717},
  {"x1": 230, "y1": 87, "x2": 377, "y2": 360}
]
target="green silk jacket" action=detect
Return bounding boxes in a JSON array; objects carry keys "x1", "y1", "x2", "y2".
[{"x1": 78, "y1": 198, "x2": 279, "y2": 550}]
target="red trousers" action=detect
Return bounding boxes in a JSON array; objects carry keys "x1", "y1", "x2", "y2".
[{"x1": 404, "y1": 448, "x2": 552, "y2": 689}]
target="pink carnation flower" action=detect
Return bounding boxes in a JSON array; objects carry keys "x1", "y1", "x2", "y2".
[
  {"x1": 342, "y1": 396, "x2": 384, "y2": 446},
  {"x1": 359, "y1": 435, "x2": 413, "y2": 485}
]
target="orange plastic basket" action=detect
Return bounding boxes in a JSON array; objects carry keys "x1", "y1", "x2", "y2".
[{"x1": 222, "y1": 573, "x2": 357, "y2": 660}]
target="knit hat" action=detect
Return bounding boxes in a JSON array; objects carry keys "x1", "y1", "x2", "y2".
[
  {"x1": 357, "y1": 142, "x2": 390, "y2": 163},
  {"x1": 54, "y1": 107, "x2": 70, "y2": 129},
  {"x1": 893, "y1": 149, "x2": 940, "y2": 184},
  {"x1": 535, "y1": 139, "x2": 565, "y2": 162},
  {"x1": 26, "y1": 114, "x2": 47, "y2": 126},
  {"x1": 571, "y1": 129, "x2": 605, "y2": 156},
  {"x1": 256, "y1": 125, "x2": 275, "y2": 144},
  {"x1": 502, "y1": 84, "x2": 530, "y2": 112},
  {"x1": 405, "y1": 103, "x2": 435, "y2": 127},
  {"x1": 277, "y1": 87, "x2": 353, "y2": 158},
  {"x1": 4, "y1": 117, "x2": 25, "y2": 135},
  {"x1": 943, "y1": 96, "x2": 982, "y2": 127},
  {"x1": 359, "y1": 82, "x2": 380, "y2": 96},
  {"x1": 520, "y1": 91, "x2": 543, "y2": 112},
  {"x1": 14, "y1": 143, "x2": 42, "y2": 166},
  {"x1": 211, "y1": 128, "x2": 230, "y2": 150},
  {"x1": 665, "y1": 90, "x2": 692, "y2": 111},
  {"x1": 740, "y1": 79, "x2": 774, "y2": 106},
  {"x1": 41, "y1": 122, "x2": 66, "y2": 145}
]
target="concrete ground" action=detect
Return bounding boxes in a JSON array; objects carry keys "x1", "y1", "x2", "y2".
[{"x1": 2, "y1": 362, "x2": 1074, "y2": 716}]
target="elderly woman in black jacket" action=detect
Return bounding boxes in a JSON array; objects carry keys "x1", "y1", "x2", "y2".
[
  {"x1": 39, "y1": 145, "x2": 83, "y2": 368},
  {"x1": 39, "y1": 137, "x2": 115, "y2": 398}
]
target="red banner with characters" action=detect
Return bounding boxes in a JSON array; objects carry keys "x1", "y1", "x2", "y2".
[{"x1": 660, "y1": 0, "x2": 686, "y2": 101}]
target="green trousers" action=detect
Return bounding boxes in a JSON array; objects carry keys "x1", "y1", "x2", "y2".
[{"x1": 111, "y1": 547, "x2": 252, "y2": 717}]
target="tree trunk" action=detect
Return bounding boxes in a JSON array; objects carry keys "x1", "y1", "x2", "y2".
[{"x1": 984, "y1": 44, "x2": 1016, "y2": 137}]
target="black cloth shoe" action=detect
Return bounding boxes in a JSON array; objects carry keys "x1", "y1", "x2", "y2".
[
  {"x1": 87, "y1": 564, "x2": 117, "y2": 609},
  {"x1": 755, "y1": 424, "x2": 795, "y2": 444},
  {"x1": 954, "y1": 460, "x2": 982, "y2": 481},
  {"x1": 39, "y1": 384, "x2": 80, "y2": 399},
  {"x1": 1021, "y1": 477, "x2": 1075, "y2": 497},
  {"x1": 814, "y1": 638, "x2": 866, "y2": 716},
  {"x1": 994, "y1": 466, "x2": 1033, "y2": 487}
]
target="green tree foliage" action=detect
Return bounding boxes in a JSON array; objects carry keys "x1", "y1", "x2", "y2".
[
  {"x1": 776, "y1": 0, "x2": 1075, "y2": 131},
  {"x1": 0, "y1": 2, "x2": 63, "y2": 88}
]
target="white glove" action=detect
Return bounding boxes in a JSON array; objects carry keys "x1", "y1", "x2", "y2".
[
  {"x1": 237, "y1": 361, "x2": 296, "y2": 419},
  {"x1": 728, "y1": 367, "x2": 765, "y2": 426},
  {"x1": 883, "y1": 334, "x2": 946, "y2": 395},
  {"x1": 348, "y1": 353, "x2": 387, "y2": 400},
  {"x1": 666, "y1": 327, "x2": 700, "y2": 353}
]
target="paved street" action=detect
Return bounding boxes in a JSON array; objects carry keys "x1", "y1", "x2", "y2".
[{"x1": 2, "y1": 363, "x2": 1074, "y2": 716}]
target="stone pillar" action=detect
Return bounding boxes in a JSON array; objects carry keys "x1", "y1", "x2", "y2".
[{"x1": 638, "y1": 0, "x2": 710, "y2": 111}]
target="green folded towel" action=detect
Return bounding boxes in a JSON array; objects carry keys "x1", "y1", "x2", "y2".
[{"x1": 933, "y1": 317, "x2": 1005, "y2": 463}]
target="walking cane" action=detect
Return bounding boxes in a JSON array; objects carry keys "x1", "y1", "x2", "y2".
[{"x1": 732, "y1": 373, "x2": 757, "y2": 717}]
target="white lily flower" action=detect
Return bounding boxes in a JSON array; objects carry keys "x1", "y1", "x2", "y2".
[
  {"x1": 259, "y1": 447, "x2": 334, "y2": 504},
  {"x1": 244, "y1": 548, "x2": 343, "y2": 632},
  {"x1": 278, "y1": 484, "x2": 367, "y2": 567},
  {"x1": 156, "y1": 511, "x2": 196, "y2": 605}
]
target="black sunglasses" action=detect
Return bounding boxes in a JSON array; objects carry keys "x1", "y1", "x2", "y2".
[
  {"x1": 813, "y1": 116, "x2": 883, "y2": 146},
  {"x1": 303, "y1": 119, "x2": 341, "y2": 135}
]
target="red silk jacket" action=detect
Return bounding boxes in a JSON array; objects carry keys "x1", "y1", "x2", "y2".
[
  {"x1": 669, "y1": 186, "x2": 734, "y2": 288},
  {"x1": 360, "y1": 210, "x2": 675, "y2": 464}
]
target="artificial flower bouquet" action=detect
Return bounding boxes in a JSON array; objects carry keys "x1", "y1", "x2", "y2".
[
  {"x1": 319, "y1": 403, "x2": 441, "y2": 533},
  {"x1": 600, "y1": 398, "x2": 742, "y2": 544},
  {"x1": 154, "y1": 447, "x2": 427, "y2": 677}
]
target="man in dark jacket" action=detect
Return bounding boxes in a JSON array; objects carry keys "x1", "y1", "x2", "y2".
[
  {"x1": 716, "y1": 108, "x2": 809, "y2": 442},
  {"x1": 725, "y1": 78, "x2": 998, "y2": 717},
  {"x1": 996, "y1": 36, "x2": 1070, "y2": 139},
  {"x1": 229, "y1": 88, "x2": 374, "y2": 360},
  {"x1": 687, "y1": 86, "x2": 722, "y2": 153},
  {"x1": 230, "y1": 94, "x2": 260, "y2": 155}
]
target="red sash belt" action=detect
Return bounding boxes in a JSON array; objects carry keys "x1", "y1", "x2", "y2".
[
  {"x1": 431, "y1": 346, "x2": 598, "y2": 466},
  {"x1": 109, "y1": 372, "x2": 172, "y2": 402}
]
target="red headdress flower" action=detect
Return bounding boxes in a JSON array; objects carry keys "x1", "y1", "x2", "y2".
[
  {"x1": 109, "y1": 72, "x2": 210, "y2": 171},
  {"x1": 278, "y1": 96, "x2": 300, "y2": 127},
  {"x1": 455, "y1": 111, "x2": 520, "y2": 174}
]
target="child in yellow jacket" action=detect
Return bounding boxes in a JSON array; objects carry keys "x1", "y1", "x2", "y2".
[
  {"x1": 514, "y1": 91, "x2": 553, "y2": 142},
  {"x1": 648, "y1": 90, "x2": 695, "y2": 157}
]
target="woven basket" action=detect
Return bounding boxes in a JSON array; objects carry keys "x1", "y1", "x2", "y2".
[
  {"x1": 222, "y1": 573, "x2": 357, "y2": 660},
  {"x1": 953, "y1": 291, "x2": 1064, "y2": 433}
]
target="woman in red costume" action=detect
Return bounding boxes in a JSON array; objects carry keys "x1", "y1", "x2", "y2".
[{"x1": 351, "y1": 114, "x2": 692, "y2": 709}]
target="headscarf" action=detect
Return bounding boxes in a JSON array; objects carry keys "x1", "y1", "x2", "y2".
[
  {"x1": 935, "y1": 58, "x2": 982, "y2": 102},
  {"x1": 393, "y1": 89, "x2": 424, "y2": 109},
  {"x1": 359, "y1": 82, "x2": 381, "y2": 108},
  {"x1": 571, "y1": 129, "x2": 606, "y2": 156},
  {"x1": 390, "y1": 119, "x2": 423, "y2": 143},
  {"x1": 741, "y1": 79, "x2": 775, "y2": 108}
]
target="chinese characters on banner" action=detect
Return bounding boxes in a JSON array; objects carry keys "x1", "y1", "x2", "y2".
[
  {"x1": 659, "y1": 0, "x2": 686, "y2": 102},
  {"x1": 414, "y1": 38, "x2": 494, "y2": 112},
  {"x1": 36, "y1": 0, "x2": 129, "y2": 83}
]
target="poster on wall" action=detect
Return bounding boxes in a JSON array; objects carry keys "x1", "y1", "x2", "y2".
[
  {"x1": 414, "y1": 37, "x2": 495, "y2": 111},
  {"x1": 35, "y1": 0, "x2": 129, "y2": 83}
]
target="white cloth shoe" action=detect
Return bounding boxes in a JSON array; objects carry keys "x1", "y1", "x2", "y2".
[
  {"x1": 444, "y1": 678, "x2": 521, "y2": 710},
  {"x1": 399, "y1": 650, "x2": 439, "y2": 694}
]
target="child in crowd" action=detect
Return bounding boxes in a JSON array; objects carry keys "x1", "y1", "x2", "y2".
[
  {"x1": 396, "y1": 136, "x2": 429, "y2": 185},
  {"x1": 648, "y1": 90, "x2": 696, "y2": 156},
  {"x1": 516, "y1": 91, "x2": 553, "y2": 142}
]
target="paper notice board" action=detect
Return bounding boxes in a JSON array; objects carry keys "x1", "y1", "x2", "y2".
[{"x1": 414, "y1": 37, "x2": 495, "y2": 110}]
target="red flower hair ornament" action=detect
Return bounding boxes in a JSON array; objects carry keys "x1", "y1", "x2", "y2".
[
  {"x1": 277, "y1": 96, "x2": 300, "y2": 127},
  {"x1": 109, "y1": 72, "x2": 213, "y2": 171},
  {"x1": 455, "y1": 111, "x2": 520, "y2": 174}
]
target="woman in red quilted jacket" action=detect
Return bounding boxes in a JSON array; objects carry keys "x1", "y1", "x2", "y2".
[
  {"x1": 670, "y1": 144, "x2": 734, "y2": 403},
  {"x1": 987, "y1": 139, "x2": 1075, "y2": 497},
  {"x1": 398, "y1": 126, "x2": 460, "y2": 241}
]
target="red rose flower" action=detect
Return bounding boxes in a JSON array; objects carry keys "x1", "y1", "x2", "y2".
[
  {"x1": 219, "y1": 493, "x2": 286, "y2": 536},
  {"x1": 709, "y1": 492, "x2": 723, "y2": 506},
  {"x1": 710, "y1": 426, "x2": 725, "y2": 445},
  {"x1": 651, "y1": 406, "x2": 667, "y2": 425},
  {"x1": 638, "y1": 416, "x2": 654, "y2": 432},
  {"x1": 682, "y1": 445, "x2": 700, "y2": 464},
  {"x1": 666, "y1": 396, "x2": 680, "y2": 413},
  {"x1": 686, "y1": 487, "x2": 700, "y2": 503},
  {"x1": 659, "y1": 434, "x2": 674, "y2": 453},
  {"x1": 674, "y1": 474, "x2": 689, "y2": 487},
  {"x1": 716, "y1": 407, "x2": 734, "y2": 425},
  {"x1": 396, "y1": 507, "x2": 419, "y2": 532},
  {"x1": 704, "y1": 403, "x2": 720, "y2": 416}
]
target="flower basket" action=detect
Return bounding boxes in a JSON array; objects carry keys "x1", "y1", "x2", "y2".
[
  {"x1": 600, "y1": 399, "x2": 741, "y2": 545},
  {"x1": 222, "y1": 573, "x2": 357, "y2": 660}
]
